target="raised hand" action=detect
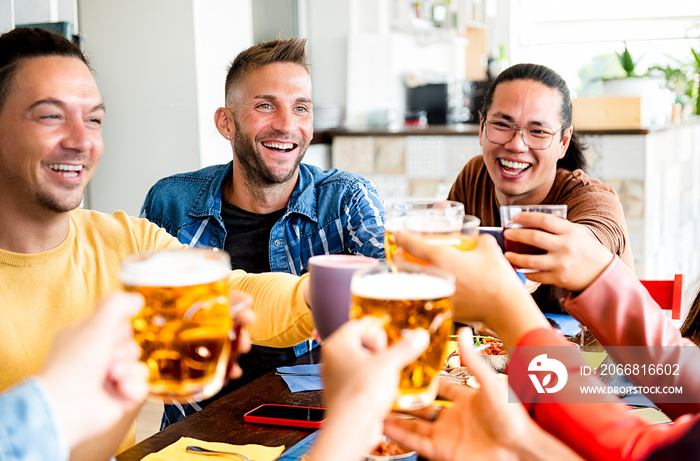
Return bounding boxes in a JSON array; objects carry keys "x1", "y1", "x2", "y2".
[
  {"x1": 502, "y1": 212, "x2": 614, "y2": 292},
  {"x1": 383, "y1": 328, "x2": 582, "y2": 461},
  {"x1": 40, "y1": 293, "x2": 149, "y2": 450},
  {"x1": 307, "y1": 318, "x2": 429, "y2": 461},
  {"x1": 394, "y1": 232, "x2": 547, "y2": 345}
]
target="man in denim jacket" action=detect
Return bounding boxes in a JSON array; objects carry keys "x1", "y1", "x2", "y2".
[{"x1": 140, "y1": 37, "x2": 385, "y2": 428}]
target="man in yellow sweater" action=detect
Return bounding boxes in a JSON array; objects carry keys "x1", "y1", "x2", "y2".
[{"x1": 0, "y1": 27, "x2": 313, "y2": 459}]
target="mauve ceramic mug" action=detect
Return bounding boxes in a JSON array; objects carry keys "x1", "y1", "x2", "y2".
[{"x1": 308, "y1": 254, "x2": 379, "y2": 340}]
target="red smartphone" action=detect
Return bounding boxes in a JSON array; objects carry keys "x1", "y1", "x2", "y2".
[{"x1": 243, "y1": 404, "x2": 326, "y2": 429}]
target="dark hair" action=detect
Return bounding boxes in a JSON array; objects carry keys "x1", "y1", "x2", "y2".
[
  {"x1": 0, "y1": 27, "x2": 89, "y2": 113},
  {"x1": 224, "y1": 37, "x2": 308, "y2": 105},
  {"x1": 479, "y1": 63, "x2": 588, "y2": 172},
  {"x1": 680, "y1": 288, "x2": 700, "y2": 347}
]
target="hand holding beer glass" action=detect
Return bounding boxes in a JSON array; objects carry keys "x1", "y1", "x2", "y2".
[
  {"x1": 349, "y1": 262, "x2": 455, "y2": 410},
  {"x1": 385, "y1": 200, "x2": 479, "y2": 265},
  {"x1": 499, "y1": 204, "x2": 567, "y2": 273},
  {"x1": 120, "y1": 249, "x2": 248, "y2": 402}
]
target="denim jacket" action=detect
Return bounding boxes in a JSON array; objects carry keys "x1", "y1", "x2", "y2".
[
  {"x1": 140, "y1": 162, "x2": 385, "y2": 275},
  {"x1": 0, "y1": 378, "x2": 69, "y2": 461}
]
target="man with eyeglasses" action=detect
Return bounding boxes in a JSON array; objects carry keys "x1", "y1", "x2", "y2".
[
  {"x1": 448, "y1": 63, "x2": 633, "y2": 312},
  {"x1": 140, "y1": 37, "x2": 385, "y2": 428}
]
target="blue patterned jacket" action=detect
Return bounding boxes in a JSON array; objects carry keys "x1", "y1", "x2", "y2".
[{"x1": 140, "y1": 162, "x2": 385, "y2": 275}]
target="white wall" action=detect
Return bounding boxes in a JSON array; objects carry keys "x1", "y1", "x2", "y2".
[
  {"x1": 13, "y1": 0, "x2": 55, "y2": 24},
  {"x1": 507, "y1": 0, "x2": 700, "y2": 94},
  {"x1": 0, "y1": 1, "x2": 15, "y2": 32},
  {"x1": 305, "y1": 0, "x2": 469, "y2": 127},
  {"x1": 79, "y1": 0, "x2": 253, "y2": 216},
  {"x1": 1, "y1": 0, "x2": 77, "y2": 33},
  {"x1": 305, "y1": 0, "x2": 350, "y2": 110},
  {"x1": 192, "y1": 1, "x2": 253, "y2": 168}
]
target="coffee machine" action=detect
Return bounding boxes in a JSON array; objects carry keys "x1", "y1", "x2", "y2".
[{"x1": 405, "y1": 80, "x2": 477, "y2": 125}]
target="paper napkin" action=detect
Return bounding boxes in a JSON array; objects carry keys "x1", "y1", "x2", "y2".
[
  {"x1": 141, "y1": 436, "x2": 285, "y2": 461},
  {"x1": 276, "y1": 364, "x2": 323, "y2": 393},
  {"x1": 608, "y1": 375, "x2": 656, "y2": 408}
]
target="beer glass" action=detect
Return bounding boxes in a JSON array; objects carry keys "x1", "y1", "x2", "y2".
[
  {"x1": 384, "y1": 200, "x2": 465, "y2": 265},
  {"x1": 350, "y1": 262, "x2": 455, "y2": 410},
  {"x1": 120, "y1": 249, "x2": 243, "y2": 402},
  {"x1": 499, "y1": 204, "x2": 567, "y2": 273}
]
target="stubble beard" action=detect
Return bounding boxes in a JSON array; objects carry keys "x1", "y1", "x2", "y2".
[
  {"x1": 1, "y1": 169, "x2": 84, "y2": 214},
  {"x1": 233, "y1": 127, "x2": 305, "y2": 188},
  {"x1": 35, "y1": 180, "x2": 85, "y2": 213},
  {"x1": 36, "y1": 190, "x2": 84, "y2": 213}
]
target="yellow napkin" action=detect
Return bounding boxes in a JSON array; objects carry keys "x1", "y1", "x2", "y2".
[
  {"x1": 444, "y1": 340, "x2": 459, "y2": 360},
  {"x1": 581, "y1": 351, "x2": 607, "y2": 370},
  {"x1": 631, "y1": 407, "x2": 672, "y2": 424},
  {"x1": 142, "y1": 436, "x2": 285, "y2": 461}
]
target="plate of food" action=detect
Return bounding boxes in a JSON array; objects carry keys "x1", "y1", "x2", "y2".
[
  {"x1": 364, "y1": 436, "x2": 417, "y2": 460},
  {"x1": 445, "y1": 336, "x2": 508, "y2": 374}
]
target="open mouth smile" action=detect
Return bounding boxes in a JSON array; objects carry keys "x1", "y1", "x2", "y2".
[
  {"x1": 499, "y1": 158, "x2": 531, "y2": 176},
  {"x1": 47, "y1": 163, "x2": 84, "y2": 179},
  {"x1": 261, "y1": 141, "x2": 297, "y2": 153}
]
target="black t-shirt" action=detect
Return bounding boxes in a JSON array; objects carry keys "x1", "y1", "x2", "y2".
[
  {"x1": 219, "y1": 201, "x2": 296, "y2": 401},
  {"x1": 220, "y1": 200, "x2": 286, "y2": 273}
]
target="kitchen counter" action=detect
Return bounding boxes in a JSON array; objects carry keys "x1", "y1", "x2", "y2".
[
  {"x1": 312, "y1": 124, "x2": 479, "y2": 143},
  {"x1": 313, "y1": 119, "x2": 700, "y2": 144}
]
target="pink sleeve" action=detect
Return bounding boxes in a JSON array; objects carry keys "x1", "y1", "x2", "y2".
[
  {"x1": 562, "y1": 257, "x2": 700, "y2": 417},
  {"x1": 512, "y1": 328, "x2": 699, "y2": 461}
]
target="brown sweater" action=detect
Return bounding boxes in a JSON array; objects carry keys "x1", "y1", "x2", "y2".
[{"x1": 448, "y1": 156, "x2": 634, "y2": 312}]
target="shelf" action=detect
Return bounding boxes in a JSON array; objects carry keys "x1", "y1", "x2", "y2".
[{"x1": 390, "y1": 19, "x2": 466, "y2": 43}]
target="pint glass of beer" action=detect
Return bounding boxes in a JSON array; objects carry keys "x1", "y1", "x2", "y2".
[
  {"x1": 384, "y1": 200, "x2": 465, "y2": 265},
  {"x1": 120, "y1": 249, "x2": 241, "y2": 403},
  {"x1": 499, "y1": 204, "x2": 567, "y2": 273},
  {"x1": 350, "y1": 262, "x2": 455, "y2": 410}
]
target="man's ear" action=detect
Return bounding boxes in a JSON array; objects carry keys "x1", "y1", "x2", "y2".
[
  {"x1": 478, "y1": 116, "x2": 485, "y2": 147},
  {"x1": 558, "y1": 125, "x2": 573, "y2": 160},
  {"x1": 214, "y1": 107, "x2": 234, "y2": 140}
]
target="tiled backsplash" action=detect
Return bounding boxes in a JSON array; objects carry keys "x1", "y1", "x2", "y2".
[{"x1": 332, "y1": 135, "x2": 480, "y2": 200}]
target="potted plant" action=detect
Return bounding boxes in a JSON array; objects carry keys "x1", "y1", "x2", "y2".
[
  {"x1": 602, "y1": 42, "x2": 664, "y2": 97},
  {"x1": 648, "y1": 58, "x2": 694, "y2": 120},
  {"x1": 691, "y1": 46, "x2": 700, "y2": 116},
  {"x1": 617, "y1": 42, "x2": 639, "y2": 77}
]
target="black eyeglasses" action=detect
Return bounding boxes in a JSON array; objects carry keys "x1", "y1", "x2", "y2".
[{"x1": 483, "y1": 120, "x2": 564, "y2": 150}]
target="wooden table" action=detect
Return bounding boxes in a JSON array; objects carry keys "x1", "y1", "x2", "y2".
[{"x1": 117, "y1": 348, "x2": 324, "y2": 460}]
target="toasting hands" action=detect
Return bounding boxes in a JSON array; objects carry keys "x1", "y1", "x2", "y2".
[
  {"x1": 383, "y1": 328, "x2": 583, "y2": 461},
  {"x1": 502, "y1": 212, "x2": 614, "y2": 292},
  {"x1": 39, "y1": 293, "x2": 149, "y2": 450}
]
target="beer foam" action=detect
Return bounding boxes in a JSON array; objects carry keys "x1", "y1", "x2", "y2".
[
  {"x1": 352, "y1": 272, "x2": 454, "y2": 300},
  {"x1": 120, "y1": 251, "x2": 230, "y2": 287},
  {"x1": 405, "y1": 217, "x2": 462, "y2": 233}
]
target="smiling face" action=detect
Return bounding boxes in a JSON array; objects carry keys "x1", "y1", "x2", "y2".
[
  {"x1": 226, "y1": 62, "x2": 312, "y2": 187},
  {"x1": 480, "y1": 79, "x2": 572, "y2": 205},
  {"x1": 0, "y1": 56, "x2": 104, "y2": 214}
]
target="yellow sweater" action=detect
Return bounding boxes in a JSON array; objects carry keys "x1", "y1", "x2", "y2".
[{"x1": 0, "y1": 209, "x2": 313, "y2": 449}]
